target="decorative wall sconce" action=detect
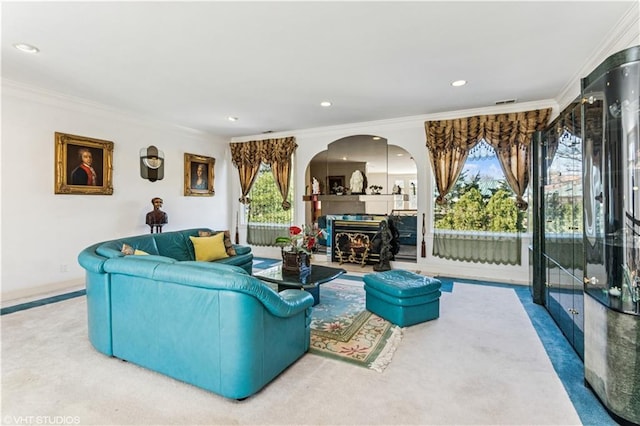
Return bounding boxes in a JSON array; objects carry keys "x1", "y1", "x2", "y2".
[{"x1": 140, "y1": 145, "x2": 165, "y2": 182}]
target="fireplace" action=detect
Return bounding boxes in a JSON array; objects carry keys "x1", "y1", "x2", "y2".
[{"x1": 332, "y1": 219, "x2": 381, "y2": 266}]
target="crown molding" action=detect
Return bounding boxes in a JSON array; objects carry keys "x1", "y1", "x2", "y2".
[
  {"x1": 230, "y1": 99, "x2": 557, "y2": 143},
  {"x1": 1, "y1": 78, "x2": 211, "y2": 137},
  {"x1": 555, "y1": 2, "x2": 640, "y2": 111}
]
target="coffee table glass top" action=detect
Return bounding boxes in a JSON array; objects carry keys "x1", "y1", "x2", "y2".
[{"x1": 253, "y1": 264, "x2": 346, "y2": 289}]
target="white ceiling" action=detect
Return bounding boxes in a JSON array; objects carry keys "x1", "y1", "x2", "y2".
[{"x1": 2, "y1": 1, "x2": 636, "y2": 138}]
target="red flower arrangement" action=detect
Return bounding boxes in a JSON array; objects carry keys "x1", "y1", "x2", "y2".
[{"x1": 275, "y1": 225, "x2": 325, "y2": 255}]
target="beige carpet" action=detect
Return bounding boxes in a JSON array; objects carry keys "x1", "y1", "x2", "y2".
[{"x1": 1, "y1": 283, "x2": 581, "y2": 425}]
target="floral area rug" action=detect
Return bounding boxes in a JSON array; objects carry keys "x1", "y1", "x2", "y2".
[{"x1": 309, "y1": 276, "x2": 403, "y2": 372}]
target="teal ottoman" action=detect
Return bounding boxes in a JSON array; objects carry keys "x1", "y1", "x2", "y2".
[{"x1": 363, "y1": 270, "x2": 441, "y2": 327}]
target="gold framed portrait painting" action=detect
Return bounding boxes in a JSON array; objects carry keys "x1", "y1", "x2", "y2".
[
  {"x1": 54, "y1": 132, "x2": 114, "y2": 195},
  {"x1": 184, "y1": 153, "x2": 215, "y2": 196}
]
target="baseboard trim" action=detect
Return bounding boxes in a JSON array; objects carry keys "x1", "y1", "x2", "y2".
[
  {"x1": 1, "y1": 289, "x2": 86, "y2": 316},
  {"x1": 2, "y1": 278, "x2": 84, "y2": 304}
]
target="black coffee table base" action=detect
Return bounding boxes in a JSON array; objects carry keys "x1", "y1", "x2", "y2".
[{"x1": 254, "y1": 264, "x2": 346, "y2": 306}]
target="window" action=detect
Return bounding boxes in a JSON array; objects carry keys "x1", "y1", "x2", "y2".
[
  {"x1": 432, "y1": 140, "x2": 523, "y2": 265},
  {"x1": 246, "y1": 163, "x2": 293, "y2": 246}
]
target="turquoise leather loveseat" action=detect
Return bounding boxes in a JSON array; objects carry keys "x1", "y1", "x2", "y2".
[{"x1": 78, "y1": 229, "x2": 315, "y2": 399}]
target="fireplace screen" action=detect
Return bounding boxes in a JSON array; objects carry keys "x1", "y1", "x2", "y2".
[{"x1": 332, "y1": 220, "x2": 381, "y2": 266}]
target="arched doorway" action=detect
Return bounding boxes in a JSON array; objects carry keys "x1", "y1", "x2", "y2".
[{"x1": 304, "y1": 134, "x2": 418, "y2": 262}]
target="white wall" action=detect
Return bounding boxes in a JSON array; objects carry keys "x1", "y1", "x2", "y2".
[
  {"x1": 1, "y1": 81, "x2": 231, "y2": 300},
  {"x1": 236, "y1": 13, "x2": 640, "y2": 281},
  {"x1": 4, "y1": 16, "x2": 637, "y2": 297},
  {"x1": 233, "y1": 101, "x2": 553, "y2": 284}
]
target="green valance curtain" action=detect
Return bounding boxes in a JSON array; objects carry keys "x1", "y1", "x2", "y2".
[
  {"x1": 432, "y1": 230, "x2": 521, "y2": 265},
  {"x1": 230, "y1": 136, "x2": 297, "y2": 210},
  {"x1": 425, "y1": 108, "x2": 551, "y2": 210}
]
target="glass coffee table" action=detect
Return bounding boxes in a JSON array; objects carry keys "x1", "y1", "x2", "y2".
[{"x1": 253, "y1": 264, "x2": 346, "y2": 306}]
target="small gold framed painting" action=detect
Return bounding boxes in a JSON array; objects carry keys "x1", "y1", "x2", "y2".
[{"x1": 184, "y1": 153, "x2": 215, "y2": 196}]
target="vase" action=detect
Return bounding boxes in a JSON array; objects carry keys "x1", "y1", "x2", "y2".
[{"x1": 281, "y1": 250, "x2": 312, "y2": 277}]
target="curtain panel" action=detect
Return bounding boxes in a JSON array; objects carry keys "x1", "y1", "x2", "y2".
[
  {"x1": 425, "y1": 108, "x2": 551, "y2": 210},
  {"x1": 424, "y1": 116, "x2": 482, "y2": 205},
  {"x1": 230, "y1": 136, "x2": 297, "y2": 209}
]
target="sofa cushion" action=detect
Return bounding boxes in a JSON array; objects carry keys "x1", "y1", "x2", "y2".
[
  {"x1": 153, "y1": 232, "x2": 193, "y2": 261},
  {"x1": 190, "y1": 234, "x2": 229, "y2": 261},
  {"x1": 199, "y1": 230, "x2": 236, "y2": 256},
  {"x1": 97, "y1": 237, "x2": 160, "y2": 258},
  {"x1": 221, "y1": 231, "x2": 236, "y2": 256}
]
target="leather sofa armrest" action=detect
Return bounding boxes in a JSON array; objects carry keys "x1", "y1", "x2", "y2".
[
  {"x1": 147, "y1": 262, "x2": 313, "y2": 317},
  {"x1": 232, "y1": 245, "x2": 251, "y2": 256},
  {"x1": 103, "y1": 257, "x2": 164, "y2": 280},
  {"x1": 278, "y1": 289, "x2": 315, "y2": 314},
  {"x1": 78, "y1": 243, "x2": 108, "y2": 273}
]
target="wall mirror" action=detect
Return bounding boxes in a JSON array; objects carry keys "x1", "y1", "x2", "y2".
[{"x1": 306, "y1": 134, "x2": 418, "y2": 262}]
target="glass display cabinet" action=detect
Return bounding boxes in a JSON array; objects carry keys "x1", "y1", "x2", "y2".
[
  {"x1": 581, "y1": 45, "x2": 639, "y2": 426},
  {"x1": 542, "y1": 99, "x2": 585, "y2": 359}
]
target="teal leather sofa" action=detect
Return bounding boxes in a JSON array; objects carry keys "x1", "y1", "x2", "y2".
[
  {"x1": 89, "y1": 228, "x2": 253, "y2": 274},
  {"x1": 78, "y1": 229, "x2": 315, "y2": 399}
]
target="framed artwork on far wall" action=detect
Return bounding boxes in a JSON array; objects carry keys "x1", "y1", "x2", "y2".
[
  {"x1": 184, "y1": 153, "x2": 215, "y2": 196},
  {"x1": 54, "y1": 132, "x2": 114, "y2": 195},
  {"x1": 327, "y1": 175, "x2": 345, "y2": 194}
]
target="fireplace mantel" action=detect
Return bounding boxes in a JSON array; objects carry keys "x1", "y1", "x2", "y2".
[{"x1": 303, "y1": 194, "x2": 408, "y2": 202}]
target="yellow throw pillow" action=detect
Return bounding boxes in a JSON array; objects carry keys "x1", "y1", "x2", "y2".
[
  {"x1": 190, "y1": 233, "x2": 229, "y2": 261},
  {"x1": 198, "y1": 230, "x2": 236, "y2": 256},
  {"x1": 134, "y1": 249, "x2": 149, "y2": 255}
]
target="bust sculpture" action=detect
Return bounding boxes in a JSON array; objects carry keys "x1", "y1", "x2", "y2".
[
  {"x1": 145, "y1": 197, "x2": 168, "y2": 233},
  {"x1": 350, "y1": 170, "x2": 364, "y2": 194}
]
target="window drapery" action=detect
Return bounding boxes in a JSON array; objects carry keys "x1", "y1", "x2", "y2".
[
  {"x1": 425, "y1": 116, "x2": 482, "y2": 205},
  {"x1": 230, "y1": 136, "x2": 297, "y2": 210},
  {"x1": 425, "y1": 108, "x2": 551, "y2": 210},
  {"x1": 245, "y1": 163, "x2": 293, "y2": 246},
  {"x1": 482, "y1": 110, "x2": 551, "y2": 210}
]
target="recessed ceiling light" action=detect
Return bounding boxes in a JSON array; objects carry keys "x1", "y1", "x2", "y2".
[
  {"x1": 342, "y1": 157, "x2": 347, "y2": 161},
  {"x1": 396, "y1": 153, "x2": 404, "y2": 157},
  {"x1": 227, "y1": 116, "x2": 238, "y2": 122},
  {"x1": 451, "y1": 80, "x2": 467, "y2": 87},
  {"x1": 320, "y1": 101, "x2": 332, "y2": 107},
  {"x1": 372, "y1": 136, "x2": 381, "y2": 140},
  {"x1": 14, "y1": 43, "x2": 39, "y2": 54}
]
